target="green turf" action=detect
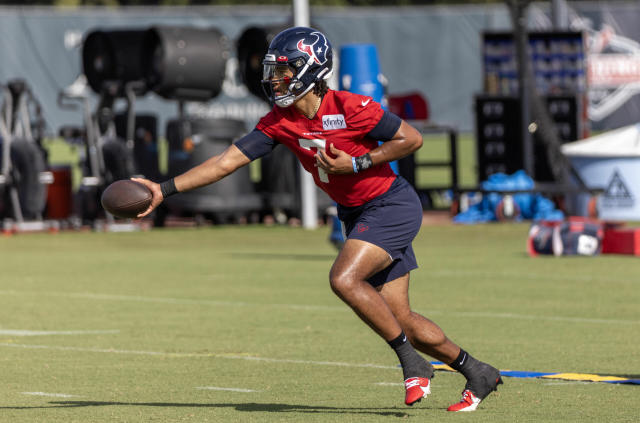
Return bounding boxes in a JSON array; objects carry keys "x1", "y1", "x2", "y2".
[
  {"x1": 0, "y1": 223, "x2": 638, "y2": 422},
  {"x1": 414, "y1": 132, "x2": 477, "y2": 189}
]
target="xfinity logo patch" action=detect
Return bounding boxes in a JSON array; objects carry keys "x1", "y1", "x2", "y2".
[{"x1": 322, "y1": 114, "x2": 346, "y2": 130}]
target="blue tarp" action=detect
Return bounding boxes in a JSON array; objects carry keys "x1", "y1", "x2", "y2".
[
  {"x1": 454, "y1": 170, "x2": 565, "y2": 224},
  {"x1": 430, "y1": 361, "x2": 640, "y2": 385}
]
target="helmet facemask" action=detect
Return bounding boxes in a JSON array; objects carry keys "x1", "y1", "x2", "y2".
[{"x1": 262, "y1": 54, "x2": 332, "y2": 108}]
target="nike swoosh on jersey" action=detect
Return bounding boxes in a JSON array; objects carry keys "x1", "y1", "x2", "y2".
[{"x1": 361, "y1": 99, "x2": 371, "y2": 107}]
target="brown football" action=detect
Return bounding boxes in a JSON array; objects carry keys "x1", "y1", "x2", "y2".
[{"x1": 101, "y1": 180, "x2": 152, "y2": 219}]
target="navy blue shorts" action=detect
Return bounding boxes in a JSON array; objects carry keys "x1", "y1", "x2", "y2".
[{"x1": 337, "y1": 176, "x2": 422, "y2": 287}]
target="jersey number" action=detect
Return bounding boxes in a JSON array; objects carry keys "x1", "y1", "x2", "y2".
[{"x1": 298, "y1": 138, "x2": 329, "y2": 183}]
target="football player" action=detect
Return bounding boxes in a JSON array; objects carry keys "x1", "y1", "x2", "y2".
[{"x1": 134, "y1": 26, "x2": 502, "y2": 412}]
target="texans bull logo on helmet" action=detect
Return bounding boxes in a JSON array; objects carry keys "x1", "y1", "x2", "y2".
[
  {"x1": 262, "y1": 27, "x2": 333, "y2": 107},
  {"x1": 296, "y1": 32, "x2": 330, "y2": 65}
]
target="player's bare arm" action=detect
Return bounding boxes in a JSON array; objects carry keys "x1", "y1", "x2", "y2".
[
  {"x1": 133, "y1": 144, "x2": 250, "y2": 217},
  {"x1": 370, "y1": 120, "x2": 423, "y2": 165},
  {"x1": 172, "y1": 144, "x2": 251, "y2": 192},
  {"x1": 314, "y1": 120, "x2": 423, "y2": 174}
]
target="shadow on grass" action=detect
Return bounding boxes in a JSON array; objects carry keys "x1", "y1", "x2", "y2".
[{"x1": 3, "y1": 401, "x2": 416, "y2": 417}]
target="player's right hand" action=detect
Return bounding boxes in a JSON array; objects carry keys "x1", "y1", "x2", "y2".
[
  {"x1": 131, "y1": 177, "x2": 164, "y2": 218},
  {"x1": 315, "y1": 143, "x2": 353, "y2": 174}
]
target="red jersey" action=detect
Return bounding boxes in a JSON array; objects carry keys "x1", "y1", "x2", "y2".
[{"x1": 255, "y1": 90, "x2": 396, "y2": 207}]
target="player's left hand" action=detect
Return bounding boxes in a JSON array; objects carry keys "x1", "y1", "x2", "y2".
[{"x1": 315, "y1": 144, "x2": 353, "y2": 174}]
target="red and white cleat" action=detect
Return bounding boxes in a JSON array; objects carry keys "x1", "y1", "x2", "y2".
[
  {"x1": 448, "y1": 365, "x2": 503, "y2": 412},
  {"x1": 447, "y1": 389, "x2": 482, "y2": 412},
  {"x1": 404, "y1": 377, "x2": 431, "y2": 406}
]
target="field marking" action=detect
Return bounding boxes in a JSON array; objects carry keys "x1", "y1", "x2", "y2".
[
  {"x1": 0, "y1": 342, "x2": 398, "y2": 370},
  {"x1": 21, "y1": 392, "x2": 79, "y2": 398},
  {"x1": 431, "y1": 269, "x2": 637, "y2": 285},
  {"x1": 424, "y1": 310, "x2": 640, "y2": 326},
  {"x1": 196, "y1": 386, "x2": 260, "y2": 393},
  {"x1": 0, "y1": 290, "x2": 339, "y2": 312},
  {"x1": 3, "y1": 342, "x2": 637, "y2": 385},
  {"x1": 542, "y1": 381, "x2": 591, "y2": 386},
  {"x1": 0, "y1": 330, "x2": 119, "y2": 336},
  {"x1": 1, "y1": 289, "x2": 638, "y2": 325}
]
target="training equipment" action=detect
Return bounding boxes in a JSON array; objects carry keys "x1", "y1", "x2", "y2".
[
  {"x1": 261, "y1": 26, "x2": 333, "y2": 107},
  {"x1": 528, "y1": 217, "x2": 604, "y2": 257},
  {"x1": 447, "y1": 364, "x2": 503, "y2": 412},
  {"x1": 101, "y1": 180, "x2": 152, "y2": 218},
  {"x1": 59, "y1": 73, "x2": 141, "y2": 227},
  {"x1": 404, "y1": 377, "x2": 431, "y2": 406},
  {"x1": 0, "y1": 79, "x2": 53, "y2": 232},
  {"x1": 602, "y1": 225, "x2": 640, "y2": 256}
]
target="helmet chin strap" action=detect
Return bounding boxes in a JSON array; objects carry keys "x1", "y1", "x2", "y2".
[
  {"x1": 275, "y1": 96, "x2": 295, "y2": 107},
  {"x1": 275, "y1": 80, "x2": 317, "y2": 108}
]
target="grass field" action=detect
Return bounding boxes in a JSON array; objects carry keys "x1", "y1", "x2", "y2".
[{"x1": 0, "y1": 223, "x2": 639, "y2": 422}]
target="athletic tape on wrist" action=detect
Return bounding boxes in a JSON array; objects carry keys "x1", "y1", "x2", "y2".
[
  {"x1": 354, "y1": 153, "x2": 373, "y2": 173},
  {"x1": 352, "y1": 157, "x2": 358, "y2": 174}
]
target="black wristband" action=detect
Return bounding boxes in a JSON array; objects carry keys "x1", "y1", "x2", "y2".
[
  {"x1": 160, "y1": 178, "x2": 178, "y2": 199},
  {"x1": 354, "y1": 153, "x2": 373, "y2": 173}
]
